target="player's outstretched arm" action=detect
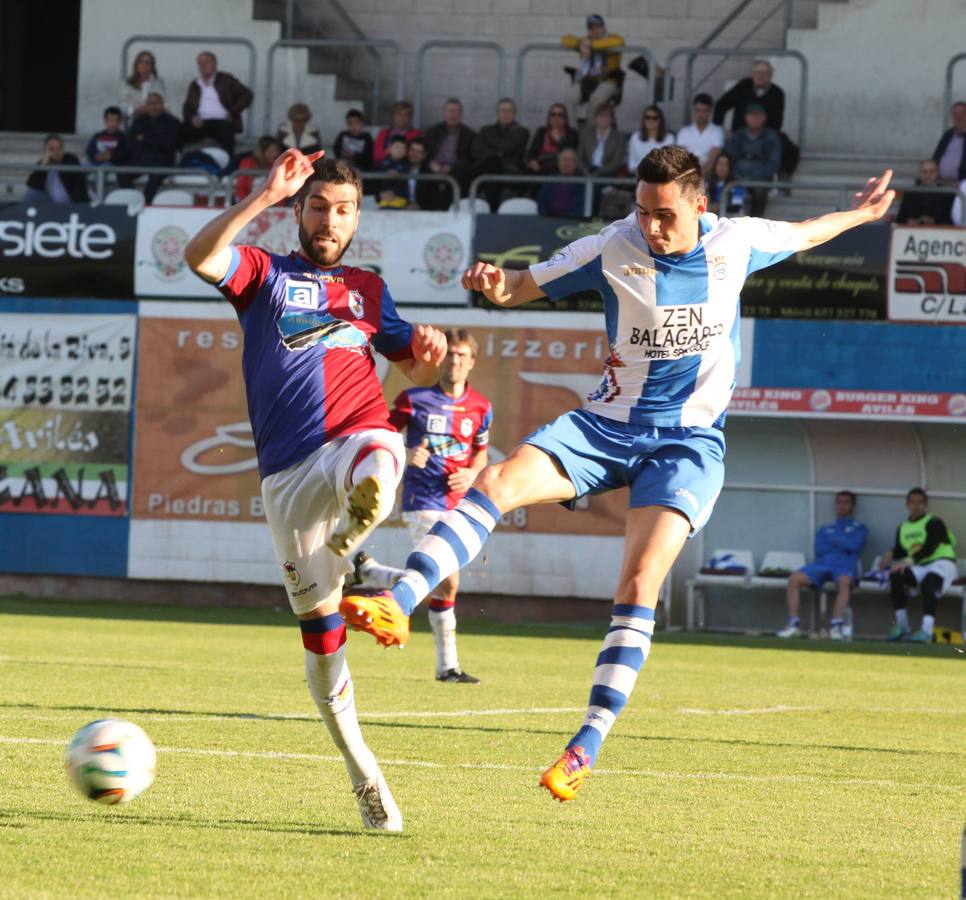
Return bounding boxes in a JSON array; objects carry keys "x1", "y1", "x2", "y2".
[
  {"x1": 184, "y1": 148, "x2": 324, "y2": 284},
  {"x1": 461, "y1": 262, "x2": 545, "y2": 308},
  {"x1": 790, "y1": 170, "x2": 896, "y2": 250},
  {"x1": 394, "y1": 324, "x2": 447, "y2": 386}
]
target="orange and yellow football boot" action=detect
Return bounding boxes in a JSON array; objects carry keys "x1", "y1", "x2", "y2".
[
  {"x1": 540, "y1": 746, "x2": 591, "y2": 801},
  {"x1": 339, "y1": 589, "x2": 411, "y2": 648}
]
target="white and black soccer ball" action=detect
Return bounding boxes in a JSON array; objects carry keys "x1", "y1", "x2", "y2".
[{"x1": 65, "y1": 719, "x2": 157, "y2": 804}]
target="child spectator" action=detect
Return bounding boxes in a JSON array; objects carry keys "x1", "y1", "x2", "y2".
[
  {"x1": 235, "y1": 135, "x2": 282, "y2": 201},
  {"x1": 277, "y1": 102, "x2": 322, "y2": 155},
  {"x1": 704, "y1": 153, "x2": 744, "y2": 215},
  {"x1": 333, "y1": 109, "x2": 374, "y2": 170},
  {"x1": 86, "y1": 106, "x2": 128, "y2": 167},
  {"x1": 375, "y1": 135, "x2": 410, "y2": 208},
  {"x1": 627, "y1": 105, "x2": 675, "y2": 173},
  {"x1": 373, "y1": 101, "x2": 422, "y2": 165}
]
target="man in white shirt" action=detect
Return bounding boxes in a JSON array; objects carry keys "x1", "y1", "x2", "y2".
[
  {"x1": 676, "y1": 93, "x2": 725, "y2": 175},
  {"x1": 181, "y1": 50, "x2": 253, "y2": 156}
]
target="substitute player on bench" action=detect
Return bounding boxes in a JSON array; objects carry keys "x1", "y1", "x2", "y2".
[
  {"x1": 342, "y1": 145, "x2": 895, "y2": 802},
  {"x1": 184, "y1": 149, "x2": 446, "y2": 832},
  {"x1": 352, "y1": 327, "x2": 492, "y2": 683}
]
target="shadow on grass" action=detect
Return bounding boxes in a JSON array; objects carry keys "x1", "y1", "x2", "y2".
[{"x1": 0, "y1": 807, "x2": 402, "y2": 839}]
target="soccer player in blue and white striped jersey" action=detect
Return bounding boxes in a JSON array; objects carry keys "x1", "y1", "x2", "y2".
[{"x1": 342, "y1": 145, "x2": 896, "y2": 801}]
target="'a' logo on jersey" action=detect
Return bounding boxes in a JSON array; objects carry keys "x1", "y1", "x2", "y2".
[{"x1": 285, "y1": 280, "x2": 319, "y2": 309}]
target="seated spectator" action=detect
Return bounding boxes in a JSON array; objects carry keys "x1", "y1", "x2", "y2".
[
  {"x1": 332, "y1": 108, "x2": 373, "y2": 170},
  {"x1": 880, "y1": 488, "x2": 958, "y2": 643},
  {"x1": 423, "y1": 98, "x2": 476, "y2": 197},
  {"x1": 374, "y1": 101, "x2": 422, "y2": 166},
  {"x1": 724, "y1": 103, "x2": 780, "y2": 216},
  {"x1": 234, "y1": 135, "x2": 282, "y2": 202},
  {"x1": 120, "y1": 50, "x2": 166, "y2": 128},
  {"x1": 952, "y1": 177, "x2": 966, "y2": 226},
  {"x1": 277, "y1": 102, "x2": 322, "y2": 155},
  {"x1": 577, "y1": 102, "x2": 626, "y2": 178},
  {"x1": 403, "y1": 137, "x2": 449, "y2": 210},
  {"x1": 24, "y1": 134, "x2": 88, "y2": 204},
  {"x1": 561, "y1": 14, "x2": 625, "y2": 125},
  {"x1": 896, "y1": 159, "x2": 954, "y2": 225},
  {"x1": 120, "y1": 92, "x2": 181, "y2": 203},
  {"x1": 526, "y1": 103, "x2": 579, "y2": 175},
  {"x1": 537, "y1": 147, "x2": 585, "y2": 218},
  {"x1": 471, "y1": 97, "x2": 530, "y2": 209},
  {"x1": 932, "y1": 101, "x2": 966, "y2": 186},
  {"x1": 374, "y1": 135, "x2": 411, "y2": 208},
  {"x1": 677, "y1": 93, "x2": 725, "y2": 174},
  {"x1": 86, "y1": 106, "x2": 128, "y2": 167},
  {"x1": 627, "y1": 105, "x2": 675, "y2": 173},
  {"x1": 777, "y1": 491, "x2": 868, "y2": 641},
  {"x1": 181, "y1": 50, "x2": 253, "y2": 156},
  {"x1": 704, "y1": 153, "x2": 744, "y2": 215}
]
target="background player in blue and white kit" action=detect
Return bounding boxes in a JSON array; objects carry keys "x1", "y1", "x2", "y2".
[
  {"x1": 342, "y1": 145, "x2": 896, "y2": 802},
  {"x1": 778, "y1": 490, "x2": 868, "y2": 641},
  {"x1": 184, "y1": 149, "x2": 447, "y2": 832},
  {"x1": 353, "y1": 328, "x2": 492, "y2": 683}
]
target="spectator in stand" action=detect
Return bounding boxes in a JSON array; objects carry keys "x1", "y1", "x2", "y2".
[
  {"x1": 24, "y1": 134, "x2": 88, "y2": 204},
  {"x1": 235, "y1": 136, "x2": 282, "y2": 202},
  {"x1": 896, "y1": 159, "x2": 954, "y2": 225},
  {"x1": 627, "y1": 105, "x2": 675, "y2": 173},
  {"x1": 952, "y1": 177, "x2": 966, "y2": 226},
  {"x1": 724, "y1": 103, "x2": 780, "y2": 216},
  {"x1": 121, "y1": 92, "x2": 181, "y2": 203},
  {"x1": 526, "y1": 103, "x2": 579, "y2": 175},
  {"x1": 777, "y1": 491, "x2": 868, "y2": 641},
  {"x1": 471, "y1": 98, "x2": 530, "y2": 210},
  {"x1": 880, "y1": 487, "x2": 958, "y2": 643},
  {"x1": 277, "y1": 102, "x2": 322, "y2": 156},
  {"x1": 373, "y1": 101, "x2": 422, "y2": 166},
  {"x1": 332, "y1": 109, "x2": 373, "y2": 171},
  {"x1": 403, "y1": 137, "x2": 447, "y2": 210},
  {"x1": 561, "y1": 14, "x2": 625, "y2": 125},
  {"x1": 577, "y1": 102, "x2": 626, "y2": 179},
  {"x1": 181, "y1": 50, "x2": 253, "y2": 156},
  {"x1": 932, "y1": 100, "x2": 966, "y2": 186},
  {"x1": 374, "y1": 135, "x2": 411, "y2": 208},
  {"x1": 86, "y1": 106, "x2": 128, "y2": 167},
  {"x1": 120, "y1": 50, "x2": 166, "y2": 128},
  {"x1": 537, "y1": 147, "x2": 585, "y2": 218},
  {"x1": 704, "y1": 153, "x2": 745, "y2": 215},
  {"x1": 423, "y1": 98, "x2": 476, "y2": 199},
  {"x1": 677, "y1": 93, "x2": 726, "y2": 174}
]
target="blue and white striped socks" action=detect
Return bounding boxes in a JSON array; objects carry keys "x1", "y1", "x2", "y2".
[
  {"x1": 390, "y1": 487, "x2": 500, "y2": 615},
  {"x1": 567, "y1": 604, "x2": 654, "y2": 766}
]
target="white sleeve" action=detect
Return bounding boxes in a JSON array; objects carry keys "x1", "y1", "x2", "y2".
[
  {"x1": 729, "y1": 217, "x2": 804, "y2": 274},
  {"x1": 529, "y1": 232, "x2": 606, "y2": 299}
]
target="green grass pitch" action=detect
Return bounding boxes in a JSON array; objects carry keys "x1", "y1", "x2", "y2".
[{"x1": 1, "y1": 596, "x2": 963, "y2": 898}]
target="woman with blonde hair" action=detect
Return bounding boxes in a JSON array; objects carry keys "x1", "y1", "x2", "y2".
[{"x1": 120, "y1": 50, "x2": 166, "y2": 127}]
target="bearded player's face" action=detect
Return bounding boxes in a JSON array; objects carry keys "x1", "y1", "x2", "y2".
[{"x1": 295, "y1": 181, "x2": 360, "y2": 267}]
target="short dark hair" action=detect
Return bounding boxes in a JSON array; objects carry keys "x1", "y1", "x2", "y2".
[
  {"x1": 636, "y1": 145, "x2": 704, "y2": 196},
  {"x1": 295, "y1": 158, "x2": 363, "y2": 206},
  {"x1": 836, "y1": 490, "x2": 856, "y2": 506},
  {"x1": 104, "y1": 105, "x2": 123, "y2": 119},
  {"x1": 345, "y1": 108, "x2": 364, "y2": 121},
  {"x1": 444, "y1": 327, "x2": 478, "y2": 357},
  {"x1": 693, "y1": 93, "x2": 714, "y2": 108},
  {"x1": 43, "y1": 133, "x2": 62, "y2": 146},
  {"x1": 906, "y1": 487, "x2": 928, "y2": 503}
]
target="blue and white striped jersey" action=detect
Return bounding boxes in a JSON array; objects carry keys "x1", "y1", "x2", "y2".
[{"x1": 529, "y1": 212, "x2": 803, "y2": 428}]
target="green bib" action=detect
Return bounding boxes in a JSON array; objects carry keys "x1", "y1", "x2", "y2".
[{"x1": 899, "y1": 514, "x2": 957, "y2": 565}]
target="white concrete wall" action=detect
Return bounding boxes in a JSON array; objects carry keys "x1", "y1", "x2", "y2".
[{"x1": 788, "y1": 0, "x2": 966, "y2": 155}]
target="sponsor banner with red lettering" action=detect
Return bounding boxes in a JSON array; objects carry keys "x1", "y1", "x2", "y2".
[
  {"x1": 0, "y1": 313, "x2": 136, "y2": 516},
  {"x1": 730, "y1": 387, "x2": 966, "y2": 421},
  {"x1": 888, "y1": 226, "x2": 966, "y2": 324},
  {"x1": 134, "y1": 207, "x2": 472, "y2": 305}
]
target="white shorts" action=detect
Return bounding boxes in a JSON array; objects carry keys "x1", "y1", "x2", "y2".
[
  {"x1": 401, "y1": 509, "x2": 447, "y2": 545},
  {"x1": 260, "y1": 430, "x2": 405, "y2": 615},
  {"x1": 909, "y1": 558, "x2": 958, "y2": 596}
]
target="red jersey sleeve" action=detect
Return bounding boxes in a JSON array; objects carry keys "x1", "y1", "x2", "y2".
[
  {"x1": 217, "y1": 245, "x2": 271, "y2": 312},
  {"x1": 388, "y1": 389, "x2": 414, "y2": 432}
]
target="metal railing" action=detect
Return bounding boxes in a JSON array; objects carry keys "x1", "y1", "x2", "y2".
[
  {"x1": 0, "y1": 163, "x2": 222, "y2": 206},
  {"x1": 943, "y1": 52, "x2": 966, "y2": 133},
  {"x1": 264, "y1": 39, "x2": 404, "y2": 134},
  {"x1": 514, "y1": 42, "x2": 661, "y2": 112},
  {"x1": 120, "y1": 36, "x2": 258, "y2": 137},
  {"x1": 468, "y1": 173, "x2": 635, "y2": 220},
  {"x1": 414, "y1": 41, "x2": 508, "y2": 127},
  {"x1": 667, "y1": 47, "x2": 808, "y2": 146}
]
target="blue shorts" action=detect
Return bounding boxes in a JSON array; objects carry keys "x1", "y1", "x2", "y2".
[
  {"x1": 523, "y1": 408, "x2": 725, "y2": 534},
  {"x1": 799, "y1": 563, "x2": 854, "y2": 588}
]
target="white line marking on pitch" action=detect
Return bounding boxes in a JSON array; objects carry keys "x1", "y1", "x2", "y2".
[
  {"x1": 0, "y1": 735, "x2": 957, "y2": 791},
  {"x1": 676, "y1": 705, "x2": 817, "y2": 716}
]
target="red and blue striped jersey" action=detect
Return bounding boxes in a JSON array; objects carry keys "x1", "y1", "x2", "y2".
[
  {"x1": 218, "y1": 245, "x2": 414, "y2": 479},
  {"x1": 390, "y1": 384, "x2": 492, "y2": 511}
]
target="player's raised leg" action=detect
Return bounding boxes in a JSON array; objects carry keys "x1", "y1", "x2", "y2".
[{"x1": 540, "y1": 505, "x2": 691, "y2": 801}]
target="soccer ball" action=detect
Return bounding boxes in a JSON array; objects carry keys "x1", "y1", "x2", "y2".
[{"x1": 65, "y1": 719, "x2": 157, "y2": 804}]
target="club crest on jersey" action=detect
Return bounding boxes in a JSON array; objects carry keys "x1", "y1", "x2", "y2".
[
  {"x1": 621, "y1": 263, "x2": 655, "y2": 277},
  {"x1": 285, "y1": 280, "x2": 319, "y2": 309},
  {"x1": 282, "y1": 561, "x2": 300, "y2": 587},
  {"x1": 711, "y1": 255, "x2": 728, "y2": 280},
  {"x1": 426, "y1": 414, "x2": 447, "y2": 434},
  {"x1": 459, "y1": 417, "x2": 474, "y2": 437},
  {"x1": 347, "y1": 289, "x2": 365, "y2": 319}
]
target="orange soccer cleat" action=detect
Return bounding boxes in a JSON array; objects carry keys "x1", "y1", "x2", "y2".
[
  {"x1": 339, "y1": 589, "x2": 411, "y2": 648},
  {"x1": 540, "y1": 746, "x2": 591, "y2": 802}
]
